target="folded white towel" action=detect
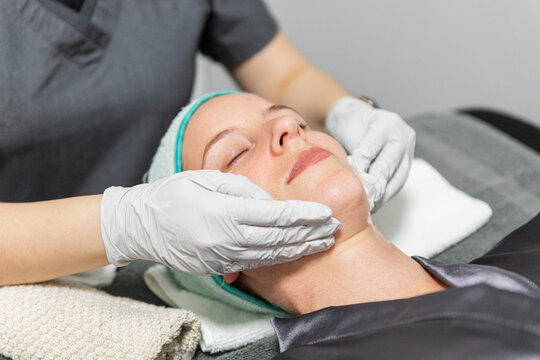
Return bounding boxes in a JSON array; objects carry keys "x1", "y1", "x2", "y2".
[
  {"x1": 0, "y1": 282, "x2": 201, "y2": 360},
  {"x1": 373, "y1": 158, "x2": 493, "y2": 257},
  {"x1": 144, "y1": 265, "x2": 275, "y2": 354}
]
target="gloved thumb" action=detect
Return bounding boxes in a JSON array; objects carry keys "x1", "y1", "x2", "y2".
[
  {"x1": 192, "y1": 170, "x2": 273, "y2": 200},
  {"x1": 347, "y1": 155, "x2": 381, "y2": 212},
  {"x1": 325, "y1": 96, "x2": 372, "y2": 153}
]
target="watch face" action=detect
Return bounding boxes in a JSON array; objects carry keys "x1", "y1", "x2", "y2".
[{"x1": 357, "y1": 96, "x2": 379, "y2": 109}]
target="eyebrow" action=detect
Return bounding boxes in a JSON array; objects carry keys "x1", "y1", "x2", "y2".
[
  {"x1": 200, "y1": 104, "x2": 302, "y2": 168},
  {"x1": 201, "y1": 127, "x2": 240, "y2": 169},
  {"x1": 263, "y1": 104, "x2": 302, "y2": 117}
]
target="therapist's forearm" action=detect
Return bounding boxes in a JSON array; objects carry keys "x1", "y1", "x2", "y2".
[
  {"x1": 0, "y1": 195, "x2": 109, "y2": 286},
  {"x1": 275, "y1": 65, "x2": 350, "y2": 131}
]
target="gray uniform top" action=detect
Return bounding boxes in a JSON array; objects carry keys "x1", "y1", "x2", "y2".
[{"x1": 0, "y1": 0, "x2": 277, "y2": 201}]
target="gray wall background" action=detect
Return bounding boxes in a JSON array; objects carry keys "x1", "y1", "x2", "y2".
[{"x1": 193, "y1": 0, "x2": 540, "y2": 128}]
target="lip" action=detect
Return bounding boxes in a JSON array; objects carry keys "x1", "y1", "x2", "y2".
[{"x1": 286, "y1": 147, "x2": 332, "y2": 184}]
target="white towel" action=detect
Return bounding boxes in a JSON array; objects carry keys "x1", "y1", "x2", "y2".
[
  {"x1": 373, "y1": 158, "x2": 493, "y2": 257},
  {"x1": 0, "y1": 282, "x2": 201, "y2": 360},
  {"x1": 144, "y1": 265, "x2": 275, "y2": 354},
  {"x1": 144, "y1": 158, "x2": 493, "y2": 354}
]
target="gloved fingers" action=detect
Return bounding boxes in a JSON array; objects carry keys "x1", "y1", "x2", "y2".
[
  {"x1": 366, "y1": 139, "x2": 405, "y2": 187},
  {"x1": 236, "y1": 198, "x2": 334, "y2": 227},
  {"x1": 363, "y1": 140, "x2": 405, "y2": 208},
  {"x1": 325, "y1": 97, "x2": 373, "y2": 153},
  {"x1": 350, "y1": 123, "x2": 389, "y2": 172},
  {"x1": 231, "y1": 236, "x2": 336, "y2": 271},
  {"x1": 239, "y1": 217, "x2": 340, "y2": 247},
  {"x1": 189, "y1": 170, "x2": 272, "y2": 200},
  {"x1": 337, "y1": 117, "x2": 371, "y2": 153},
  {"x1": 373, "y1": 153, "x2": 411, "y2": 213},
  {"x1": 270, "y1": 236, "x2": 335, "y2": 262},
  {"x1": 215, "y1": 174, "x2": 273, "y2": 200}
]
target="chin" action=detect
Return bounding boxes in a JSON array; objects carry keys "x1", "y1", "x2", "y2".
[
  {"x1": 322, "y1": 171, "x2": 366, "y2": 212},
  {"x1": 295, "y1": 162, "x2": 369, "y2": 229}
]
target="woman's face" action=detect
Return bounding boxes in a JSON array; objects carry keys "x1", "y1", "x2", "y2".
[
  {"x1": 182, "y1": 93, "x2": 369, "y2": 311},
  {"x1": 182, "y1": 93, "x2": 368, "y2": 224}
]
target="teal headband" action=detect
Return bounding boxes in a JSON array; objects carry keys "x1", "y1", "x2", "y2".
[{"x1": 173, "y1": 90, "x2": 242, "y2": 173}]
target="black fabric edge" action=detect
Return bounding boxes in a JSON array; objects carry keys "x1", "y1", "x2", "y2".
[{"x1": 458, "y1": 108, "x2": 540, "y2": 153}]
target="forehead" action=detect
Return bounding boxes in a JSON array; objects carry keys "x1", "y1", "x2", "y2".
[{"x1": 181, "y1": 93, "x2": 271, "y2": 170}]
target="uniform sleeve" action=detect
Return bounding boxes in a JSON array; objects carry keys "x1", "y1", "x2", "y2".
[{"x1": 200, "y1": 0, "x2": 278, "y2": 66}]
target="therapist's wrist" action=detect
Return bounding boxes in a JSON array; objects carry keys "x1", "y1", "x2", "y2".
[
  {"x1": 355, "y1": 95, "x2": 380, "y2": 109},
  {"x1": 100, "y1": 185, "x2": 141, "y2": 267}
]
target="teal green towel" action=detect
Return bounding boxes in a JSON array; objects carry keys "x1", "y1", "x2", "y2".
[{"x1": 167, "y1": 269, "x2": 287, "y2": 316}]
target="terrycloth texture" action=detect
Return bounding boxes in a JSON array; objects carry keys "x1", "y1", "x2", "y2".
[
  {"x1": 144, "y1": 265, "x2": 277, "y2": 353},
  {"x1": 146, "y1": 91, "x2": 241, "y2": 183},
  {"x1": 55, "y1": 264, "x2": 117, "y2": 288},
  {"x1": 0, "y1": 282, "x2": 201, "y2": 360},
  {"x1": 373, "y1": 158, "x2": 493, "y2": 257}
]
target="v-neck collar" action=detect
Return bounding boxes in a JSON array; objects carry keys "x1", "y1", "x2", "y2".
[
  {"x1": 17, "y1": 0, "x2": 121, "y2": 65},
  {"x1": 40, "y1": 0, "x2": 97, "y2": 22},
  {"x1": 36, "y1": 0, "x2": 108, "y2": 49}
]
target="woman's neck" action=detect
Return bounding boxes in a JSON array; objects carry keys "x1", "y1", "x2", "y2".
[{"x1": 280, "y1": 225, "x2": 448, "y2": 314}]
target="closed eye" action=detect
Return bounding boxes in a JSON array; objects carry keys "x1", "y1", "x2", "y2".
[{"x1": 227, "y1": 149, "x2": 248, "y2": 168}]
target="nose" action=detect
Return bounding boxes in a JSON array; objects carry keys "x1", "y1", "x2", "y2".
[{"x1": 269, "y1": 116, "x2": 303, "y2": 155}]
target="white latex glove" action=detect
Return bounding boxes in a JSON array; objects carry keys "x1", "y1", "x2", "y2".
[
  {"x1": 326, "y1": 96, "x2": 416, "y2": 212},
  {"x1": 100, "y1": 170, "x2": 340, "y2": 275}
]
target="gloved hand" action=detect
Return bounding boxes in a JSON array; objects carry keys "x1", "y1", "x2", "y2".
[
  {"x1": 326, "y1": 96, "x2": 415, "y2": 212},
  {"x1": 100, "y1": 170, "x2": 340, "y2": 275}
]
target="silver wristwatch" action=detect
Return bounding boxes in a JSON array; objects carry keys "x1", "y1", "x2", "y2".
[{"x1": 356, "y1": 95, "x2": 380, "y2": 109}]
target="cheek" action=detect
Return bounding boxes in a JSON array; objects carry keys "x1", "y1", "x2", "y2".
[
  {"x1": 232, "y1": 160, "x2": 284, "y2": 200},
  {"x1": 288, "y1": 160, "x2": 366, "y2": 211}
]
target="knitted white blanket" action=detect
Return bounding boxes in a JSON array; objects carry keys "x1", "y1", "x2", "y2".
[{"x1": 0, "y1": 282, "x2": 201, "y2": 360}]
